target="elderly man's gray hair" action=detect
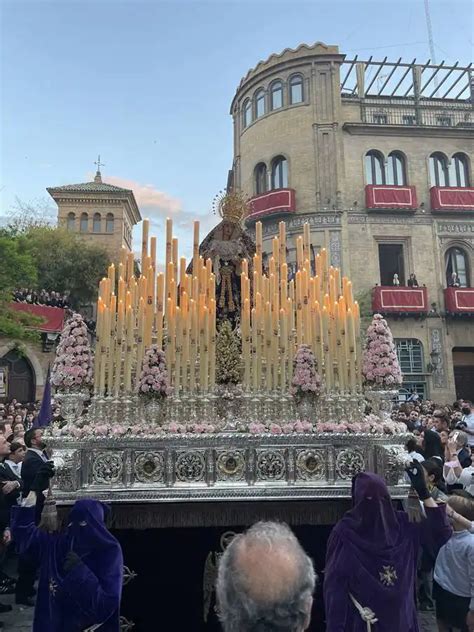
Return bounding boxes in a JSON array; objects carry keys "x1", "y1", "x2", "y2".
[
  {"x1": 216, "y1": 521, "x2": 316, "y2": 632},
  {"x1": 454, "y1": 430, "x2": 468, "y2": 447}
]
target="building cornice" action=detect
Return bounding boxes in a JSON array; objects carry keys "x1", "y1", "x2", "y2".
[{"x1": 343, "y1": 122, "x2": 474, "y2": 139}]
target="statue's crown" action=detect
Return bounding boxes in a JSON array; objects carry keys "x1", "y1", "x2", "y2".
[{"x1": 213, "y1": 190, "x2": 251, "y2": 224}]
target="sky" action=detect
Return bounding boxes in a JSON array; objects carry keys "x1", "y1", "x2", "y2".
[{"x1": 1, "y1": 0, "x2": 473, "y2": 262}]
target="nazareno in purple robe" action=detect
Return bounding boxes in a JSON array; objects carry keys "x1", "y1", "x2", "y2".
[
  {"x1": 324, "y1": 472, "x2": 451, "y2": 632},
  {"x1": 11, "y1": 499, "x2": 123, "y2": 632}
]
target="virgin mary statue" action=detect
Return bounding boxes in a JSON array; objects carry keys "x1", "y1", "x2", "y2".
[{"x1": 192, "y1": 191, "x2": 256, "y2": 323}]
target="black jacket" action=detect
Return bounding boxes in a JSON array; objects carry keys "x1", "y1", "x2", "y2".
[
  {"x1": 21, "y1": 450, "x2": 46, "y2": 523},
  {"x1": 458, "y1": 447, "x2": 472, "y2": 469},
  {"x1": 0, "y1": 462, "x2": 22, "y2": 510}
]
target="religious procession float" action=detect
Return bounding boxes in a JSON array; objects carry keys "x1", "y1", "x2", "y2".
[{"x1": 47, "y1": 192, "x2": 409, "y2": 510}]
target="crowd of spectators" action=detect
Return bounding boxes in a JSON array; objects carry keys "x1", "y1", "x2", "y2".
[
  {"x1": 0, "y1": 398, "x2": 65, "y2": 628},
  {"x1": 0, "y1": 395, "x2": 472, "y2": 631},
  {"x1": 394, "y1": 398, "x2": 474, "y2": 628},
  {"x1": 12, "y1": 289, "x2": 70, "y2": 309}
]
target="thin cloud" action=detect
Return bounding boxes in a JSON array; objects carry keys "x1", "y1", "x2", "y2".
[{"x1": 102, "y1": 175, "x2": 182, "y2": 217}]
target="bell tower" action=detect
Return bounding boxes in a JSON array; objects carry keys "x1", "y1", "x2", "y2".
[{"x1": 47, "y1": 157, "x2": 142, "y2": 261}]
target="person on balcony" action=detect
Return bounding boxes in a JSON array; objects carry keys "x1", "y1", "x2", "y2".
[
  {"x1": 450, "y1": 272, "x2": 461, "y2": 288},
  {"x1": 408, "y1": 273, "x2": 419, "y2": 287},
  {"x1": 392, "y1": 273, "x2": 400, "y2": 286}
]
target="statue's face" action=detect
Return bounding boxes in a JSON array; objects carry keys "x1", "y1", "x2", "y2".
[{"x1": 222, "y1": 222, "x2": 233, "y2": 240}]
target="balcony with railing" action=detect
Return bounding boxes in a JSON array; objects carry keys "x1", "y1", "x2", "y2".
[
  {"x1": 430, "y1": 186, "x2": 474, "y2": 211},
  {"x1": 341, "y1": 57, "x2": 473, "y2": 131},
  {"x1": 246, "y1": 188, "x2": 296, "y2": 222},
  {"x1": 366, "y1": 184, "x2": 418, "y2": 210},
  {"x1": 444, "y1": 287, "x2": 474, "y2": 315},
  {"x1": 372, "y1": 286, "x2": 429, "y2": 316}
]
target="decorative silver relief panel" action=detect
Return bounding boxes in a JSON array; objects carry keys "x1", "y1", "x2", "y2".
[
  {"x1": 379, "y1": 445, "x2": 407, "y2": 487},
  {"x1": 295, "y1": 448, "x2": 326, "y2": 481},
  {"x1": 335, "y1": 448, "x2": 365, "y2": 480},
  {"x1": 430, "y1": 328, "x2": 447, "y2": 389},
  {"x1": 91, "y1": 451, "x2": 124, "y2": 485},
  {"x1": 216, "y1": 450, "x2": 246, "y2": 482},
  {"x1": 175, "y1": 450, "x2": 206, "y2": 483},
  {"x1": 133, "y1": 451, "x2": 165, "y2": 484},
  {"x1": 256, "y1": 449, "x2": 286, "y2": 481},
  {"x1": 53, "y1": 449, "x2": 80, "y2": 491}
]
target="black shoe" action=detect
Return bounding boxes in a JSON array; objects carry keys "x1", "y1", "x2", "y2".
[
  {"x1": 15, "y1": 596, "x2": 34, "y2": 607},
  {"x1": 0, "y1": 604, "x2": 12, "y2": 614}
]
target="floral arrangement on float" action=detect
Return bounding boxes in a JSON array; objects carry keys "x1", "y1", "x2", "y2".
[
  {"x1": 53, "y1": 415, "x2": 407, "y2": 440},
  {"x1": 362, "y1": 313, "x2": 402, "y2": 420},
  {"x1": 52, "y1": 313, "x2": 93, "y2": 391},
  {"x1": 137, "y1": 345, "x2": 172, "y2": 422},
  {"x1": 290, "y1": 345, "x2": 322, "y2": 419},
  {"x1": 51, "y1": 313, "x2": 93, "y2": 423}
]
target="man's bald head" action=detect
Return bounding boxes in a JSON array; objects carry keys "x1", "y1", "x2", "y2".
[{"x1": 217, "y1": 521, "x2": 316, "y2": 632}]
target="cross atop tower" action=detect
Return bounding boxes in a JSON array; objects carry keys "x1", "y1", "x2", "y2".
[{"x1": 94, "y1": 154, "x2": 105, "y2": 183}]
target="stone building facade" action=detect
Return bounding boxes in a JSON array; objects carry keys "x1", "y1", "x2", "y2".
[
  {"x1": 229, "y1": 42, "x2": 474, "y2": 402},
  {"x1": 48, "y1": 169, "x2": 141, "y2": 262}
]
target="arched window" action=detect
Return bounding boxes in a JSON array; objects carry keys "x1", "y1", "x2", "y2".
[
  {"x1": 255, "y1": 89, "x2": 265, "y2": 118},
  {"x1": 449, "y1": 153, "x2": 470, "y2": 187},
  {"x1": 446, "y1": 247, "x2": 470, "y2": 287},
  {"x1": 66, "y1": 212, "x2": 75, "y2": 231},
  {"x1": 243, "y1": 99, "x2": 252, "y2": 128},
  {"x1": 365, "y1": 151, "x2": 385, "y2": 185},
  {"x1": 271, "y1": 156, "x2": 288, "y2": 189},
  {"x1": 289, "y1": 74, "x2": 304, "y2": 104},
  {"x1": 80, "y1": 213, "x2": 88, "y2": 233},
  {"x1": 429, "y1": 153, "x2": 449, "y2": 187},
  {"x1": 270, "y1": 81, "x2": 283, "y2": 110},
  {"x1": 93, "y1": 213, "x2": 101, "y2": 233},
  {"x1": 386, "y1": 152, "x2": 406, "y2": 185},
  {"x1": 106, "y1": 213, "x2": 114, "y2": 234},
  {"x1": 254, "y1": 163, "x2": 268, "y2": 195}
]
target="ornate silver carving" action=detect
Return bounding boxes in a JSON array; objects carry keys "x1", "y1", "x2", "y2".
[
  {"x1": 91, "y1": 451, "x2": 124, "y2": 484},
  {"x1": 52, "y1": 449, "x2": 80, "y2": 492},
  {"x1": 335, "y1": 448, "x2": 365, "y2": 479},
  {"x1": 296, "y1": 449, "x2": 326, "y2": 481},
  {"x1": 329, "y1": 231, "x2": 342, "y2": 268},
  {"x1": 430, "y1": 328, "x2": 447, "y2": 389},
  {"x1": 175, "y1": 450, "x2": 206, "y2": 482},
  {"x1": 379, "y1": 445, "x2": 407, "y2": 486},
  {"x1": 133, "y1": 451, "x2": 165, "y2": 484},
  {"x1": 216, "y1": 450, "x2": 246, "y2": 481},
  {"x1": 122, "y1": 566, "x2": 138, "y2": 586},
  {"x1": 55, "y1": 390, "x2": 88, "y2": 424},
  {"x1": 256, "y1": 449, "x2": 286, "y2": 481}
]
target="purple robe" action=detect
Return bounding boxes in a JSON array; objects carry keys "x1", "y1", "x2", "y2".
[
  {"x1": 11, "y1": 499, "x2": 123, "y2": 632},
  {"x1": 324, "y1": 472, "x2": 451, "y2": 632}
]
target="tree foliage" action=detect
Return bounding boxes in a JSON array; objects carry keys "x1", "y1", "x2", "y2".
[
  {"x1": 0, "y1": 234, "x2": 41, "y2": 341},
  {"x1": 17, "y1": 227, "x2": 109, "y2": 308}
]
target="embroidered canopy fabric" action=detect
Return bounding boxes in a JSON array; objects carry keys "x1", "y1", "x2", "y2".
[{"x1": 10, "y1": 303, "x2": 65, "y2": 333}]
